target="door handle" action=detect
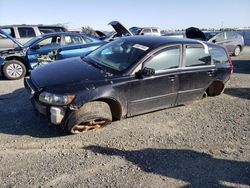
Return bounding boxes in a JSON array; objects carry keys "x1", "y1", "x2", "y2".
[
  {"x1": 168, "y1": 75, "x2": 177, "y2": 81},
  {"x1": 207, "y1": 70, "x2": 215, "y2": 76}
]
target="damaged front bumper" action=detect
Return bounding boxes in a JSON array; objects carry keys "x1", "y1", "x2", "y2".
[{"x1": 24, "y1": 77, "x2": 67, "y2": 125}]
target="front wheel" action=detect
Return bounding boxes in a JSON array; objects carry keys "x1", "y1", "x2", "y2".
[
  {"x1": 66, "y1": 101, "x2": 112, "y2": 134},
  {"x1": 2, "y1": 60, "x2": 26, "y2": 80}
]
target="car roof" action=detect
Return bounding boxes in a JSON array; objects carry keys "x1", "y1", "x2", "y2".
[
  {"x1": 0, "y1": 24, "x2": 65, "y2": 28},
  {"x1": 121, "y1": 35, "x2": 207, "y2": 49}
]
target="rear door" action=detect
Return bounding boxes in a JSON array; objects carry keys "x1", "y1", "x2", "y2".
[
  {"x1": 57, "y1": 34, "x2": 102, "y2": 59},
  {"x1": 128, "y1": 45, "x2": 181, "y2": 116},
  {"x1": 176, "y1": 44, "x2": 216, "y2": 105}
]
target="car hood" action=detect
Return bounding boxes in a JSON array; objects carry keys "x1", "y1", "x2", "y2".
[
  {"x1": 0, "y1": 29, "x2": 23, "y2": 48},
  {"x1": 185, "y1": 27, "x2": 206, "y2": 41},
  {"x1": 108, "y1": 21, "x2": 133, "y2": 37},
  {"x1": 30, "y1": 57, "x2": 114, "y2": 89}
]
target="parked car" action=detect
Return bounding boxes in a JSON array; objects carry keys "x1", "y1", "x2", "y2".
[
  {"x1": 0, "y1": 30, "x2": 106, "y2": 79},
  {"x1": 185, "y1": 27, "x2": 244, "y2": 56},
  {"x1": 129, "y1": 27, "x2": 161, "y2": 36},
  {"x1": 0, "y1": 25, "x2": 67, "y2": 50},
  {"x1": 94, "y1": 21, "x2": 133, "y2": 41},
  {"x1": 25, "y1": 36, "x2": 232, "y2": 134}
]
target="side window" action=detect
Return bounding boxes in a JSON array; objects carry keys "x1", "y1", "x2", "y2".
[
  {"x1": 36, "y1": 36, "x2": 61, "y2": 49},
  {"x1": 215, "y1": 33, "x2": 225, "y2": 42},
  {"x1": 1, "y1": 28, "x2": 15, "y2": 38},
  {"x1": 18, "y1": 27, "x2": 36, "y2": 38},
  {"x1": 226, "y1": 32, "x2": 236, "y2": 39},
  {"x1": 142, "y1": 28, "x2": 151, "y2": 34},
  {"x1": 64, "y1": 35, "x2": 84, "y2": 45},
  {"x1": 144, "y1": 46, "x2": 180, "y2": 72},
  {"x1": 185, "y1": 45, "x2": 211, "y2": 67},
  {"x1": 209, "y1": 46, "x2": 229, "y2": 64},
  {"x1": 82, "y1": 36, "x2": 93, "y2": 43}
]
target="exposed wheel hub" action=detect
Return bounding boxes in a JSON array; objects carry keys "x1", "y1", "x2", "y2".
[{"x1": 72, "y1": 119, "x2": 107, "y2": 133}]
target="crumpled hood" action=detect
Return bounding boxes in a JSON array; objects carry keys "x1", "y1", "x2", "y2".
[{"x1": 30, "y1": 57, "x2": 112, "y2": 89}]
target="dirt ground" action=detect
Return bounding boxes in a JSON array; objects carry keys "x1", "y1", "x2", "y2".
[{"x1": 0, "y1": 47, "x2": 249, "y2": 188}]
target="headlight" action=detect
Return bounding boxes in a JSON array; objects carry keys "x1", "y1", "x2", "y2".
[{"x1": 39, "y1": 92, "x2": 75, "y2": 106}]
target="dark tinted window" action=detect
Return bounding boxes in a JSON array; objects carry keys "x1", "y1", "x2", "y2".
[
  {"x1": 38, "y1": 26, "x2": 66, "y2": 33},
  {"x1": 152, "y1": 29, "x2": 158, "y2": 33},
  {"x1": 145, "y1": 46, "x2": 180, "y2": 71},
  {"x1": 18, "y1": 27, "x2": 36, "y2": 38},
  {"x1": 142, "y1": 28, "x2": 151, "y2": 33},
  {"x1": 209, "y1": 46, "x2": 229, "y2": 64},
  {"x1": 185, "y1": 46, "x2": 211, "y2": 67},
  {"x1": 1, "y1": 28, "x2": 15, "y2": 37}
]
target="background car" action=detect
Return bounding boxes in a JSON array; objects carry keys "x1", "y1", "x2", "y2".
[
  {"x1": 25, "y1": 36, "x2": 232, "y2": 134},
  {"x1": 185, "y1": 27, "x2": 245, "y2": 56},
  {"x1": 0, "y1": 24, "x2": 67, "y2": 50},
  {"x1": 129, "y1": 26, "x2": 161, "y2": 36},
  {"x1": 0, "y1": 30, "x2": 106, "y2": 80}
]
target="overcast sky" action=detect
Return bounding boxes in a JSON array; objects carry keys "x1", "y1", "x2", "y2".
[{"x1": 0, "y1": 0, "x2": 249, "y2": 30}]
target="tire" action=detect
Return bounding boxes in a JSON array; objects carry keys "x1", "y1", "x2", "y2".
[
  {"x1": 67, "y1": 101, "x2": 112, "y2": 134},
  {"x1": 2, "y1": 60, "x2": 26, "y2": 80},
  {"x1": 233, "y1": 46, "x2": 241, "y2": 56}
]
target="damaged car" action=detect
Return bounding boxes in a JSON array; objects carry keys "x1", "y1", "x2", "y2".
[
  {"x1": 0, "y1": 29, "x2": 106, "y2": 80},
  {"x1": 94, "y1": 21, "x2": 133, "y2": 41},
  {"x1": 185, "y1": 27, "x2": 244, "y2": 56},
  {"x1": 25, "y1": 36, "x2": 232, "y2": 134}
]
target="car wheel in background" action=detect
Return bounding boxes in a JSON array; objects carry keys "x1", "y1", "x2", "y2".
[
  {"x1": 67, "y1": 101, "x2": 112, "y2": 134},
  {"x1": 233, "y1": 46, "x2": 241, "y2": 56},
  {"x1": 2, "y1": 60, "x2": 26, "y2": 80}
]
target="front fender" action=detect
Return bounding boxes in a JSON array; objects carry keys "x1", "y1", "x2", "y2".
[{"x1": 0, "y1": 57, "x2": 5, "y2": 77}]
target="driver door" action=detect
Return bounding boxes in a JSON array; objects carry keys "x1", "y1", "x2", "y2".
[
  {"x1": 27, "y1": 35, "x2": 62, "y2": 69},
  {"x1": 127, "y1": 45, "x2": 181, "y2": 116}
]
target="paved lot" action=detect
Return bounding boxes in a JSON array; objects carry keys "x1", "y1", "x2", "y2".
[{"x1": 0, "y1": 47, "x2": 249, "y2": 187}]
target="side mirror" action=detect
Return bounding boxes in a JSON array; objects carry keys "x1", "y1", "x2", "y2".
[
  {"x1": 136, "y1": 67, "x2": 155, "y2": 79},
  {"x1": 30, "y1": 44, "x2": 40, "y2": 51}
]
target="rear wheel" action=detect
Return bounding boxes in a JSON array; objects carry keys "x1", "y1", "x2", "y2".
[
  {"x1": 233, "y1": 46, "x2": 241, "y2": 56},
  {"x1": 2, "y1": 60, "x2": 26, "y2": 80},
  {"x1": 67, "y1": 101, "x2": 112, "y2": 134}
]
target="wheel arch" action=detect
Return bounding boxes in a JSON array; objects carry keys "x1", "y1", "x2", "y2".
[
  {"x1": 4, "y1": 56, "x2": 28, "y2": 70},
  {"x1": 94, "y1": 97, "x2": 123, "y2": 120},
  {"x1": 206, "y1": 80, "x2": 225, "y2": 96}
]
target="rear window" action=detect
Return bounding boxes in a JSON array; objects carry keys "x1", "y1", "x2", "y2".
[
  {"x1": 185, "y1": 45, "x2": 211, "y2": 67},
  {"x1": 209, "y1": 46, "x2": 229, "y2": 64},
  {"x1": 18, "y1": 27, "x2": 36, "y2": 38}
]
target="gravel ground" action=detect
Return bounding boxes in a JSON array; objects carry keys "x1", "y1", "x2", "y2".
[{"x1": 0, "y1": 47, "x2": 249, "y2": 188}]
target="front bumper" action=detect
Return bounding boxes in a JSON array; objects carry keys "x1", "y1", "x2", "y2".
[{"x1": 24, "y1": 77, "x2": 67, "y2": 125}]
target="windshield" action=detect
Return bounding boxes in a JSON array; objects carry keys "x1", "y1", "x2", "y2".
[{"x1": 86, "y1": 39, "x2": 151, "y2": 73}]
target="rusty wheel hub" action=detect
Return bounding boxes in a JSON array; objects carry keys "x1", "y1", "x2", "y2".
[{"x1": 72, "y1": 119, "x2": 107, "y2": 133}]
